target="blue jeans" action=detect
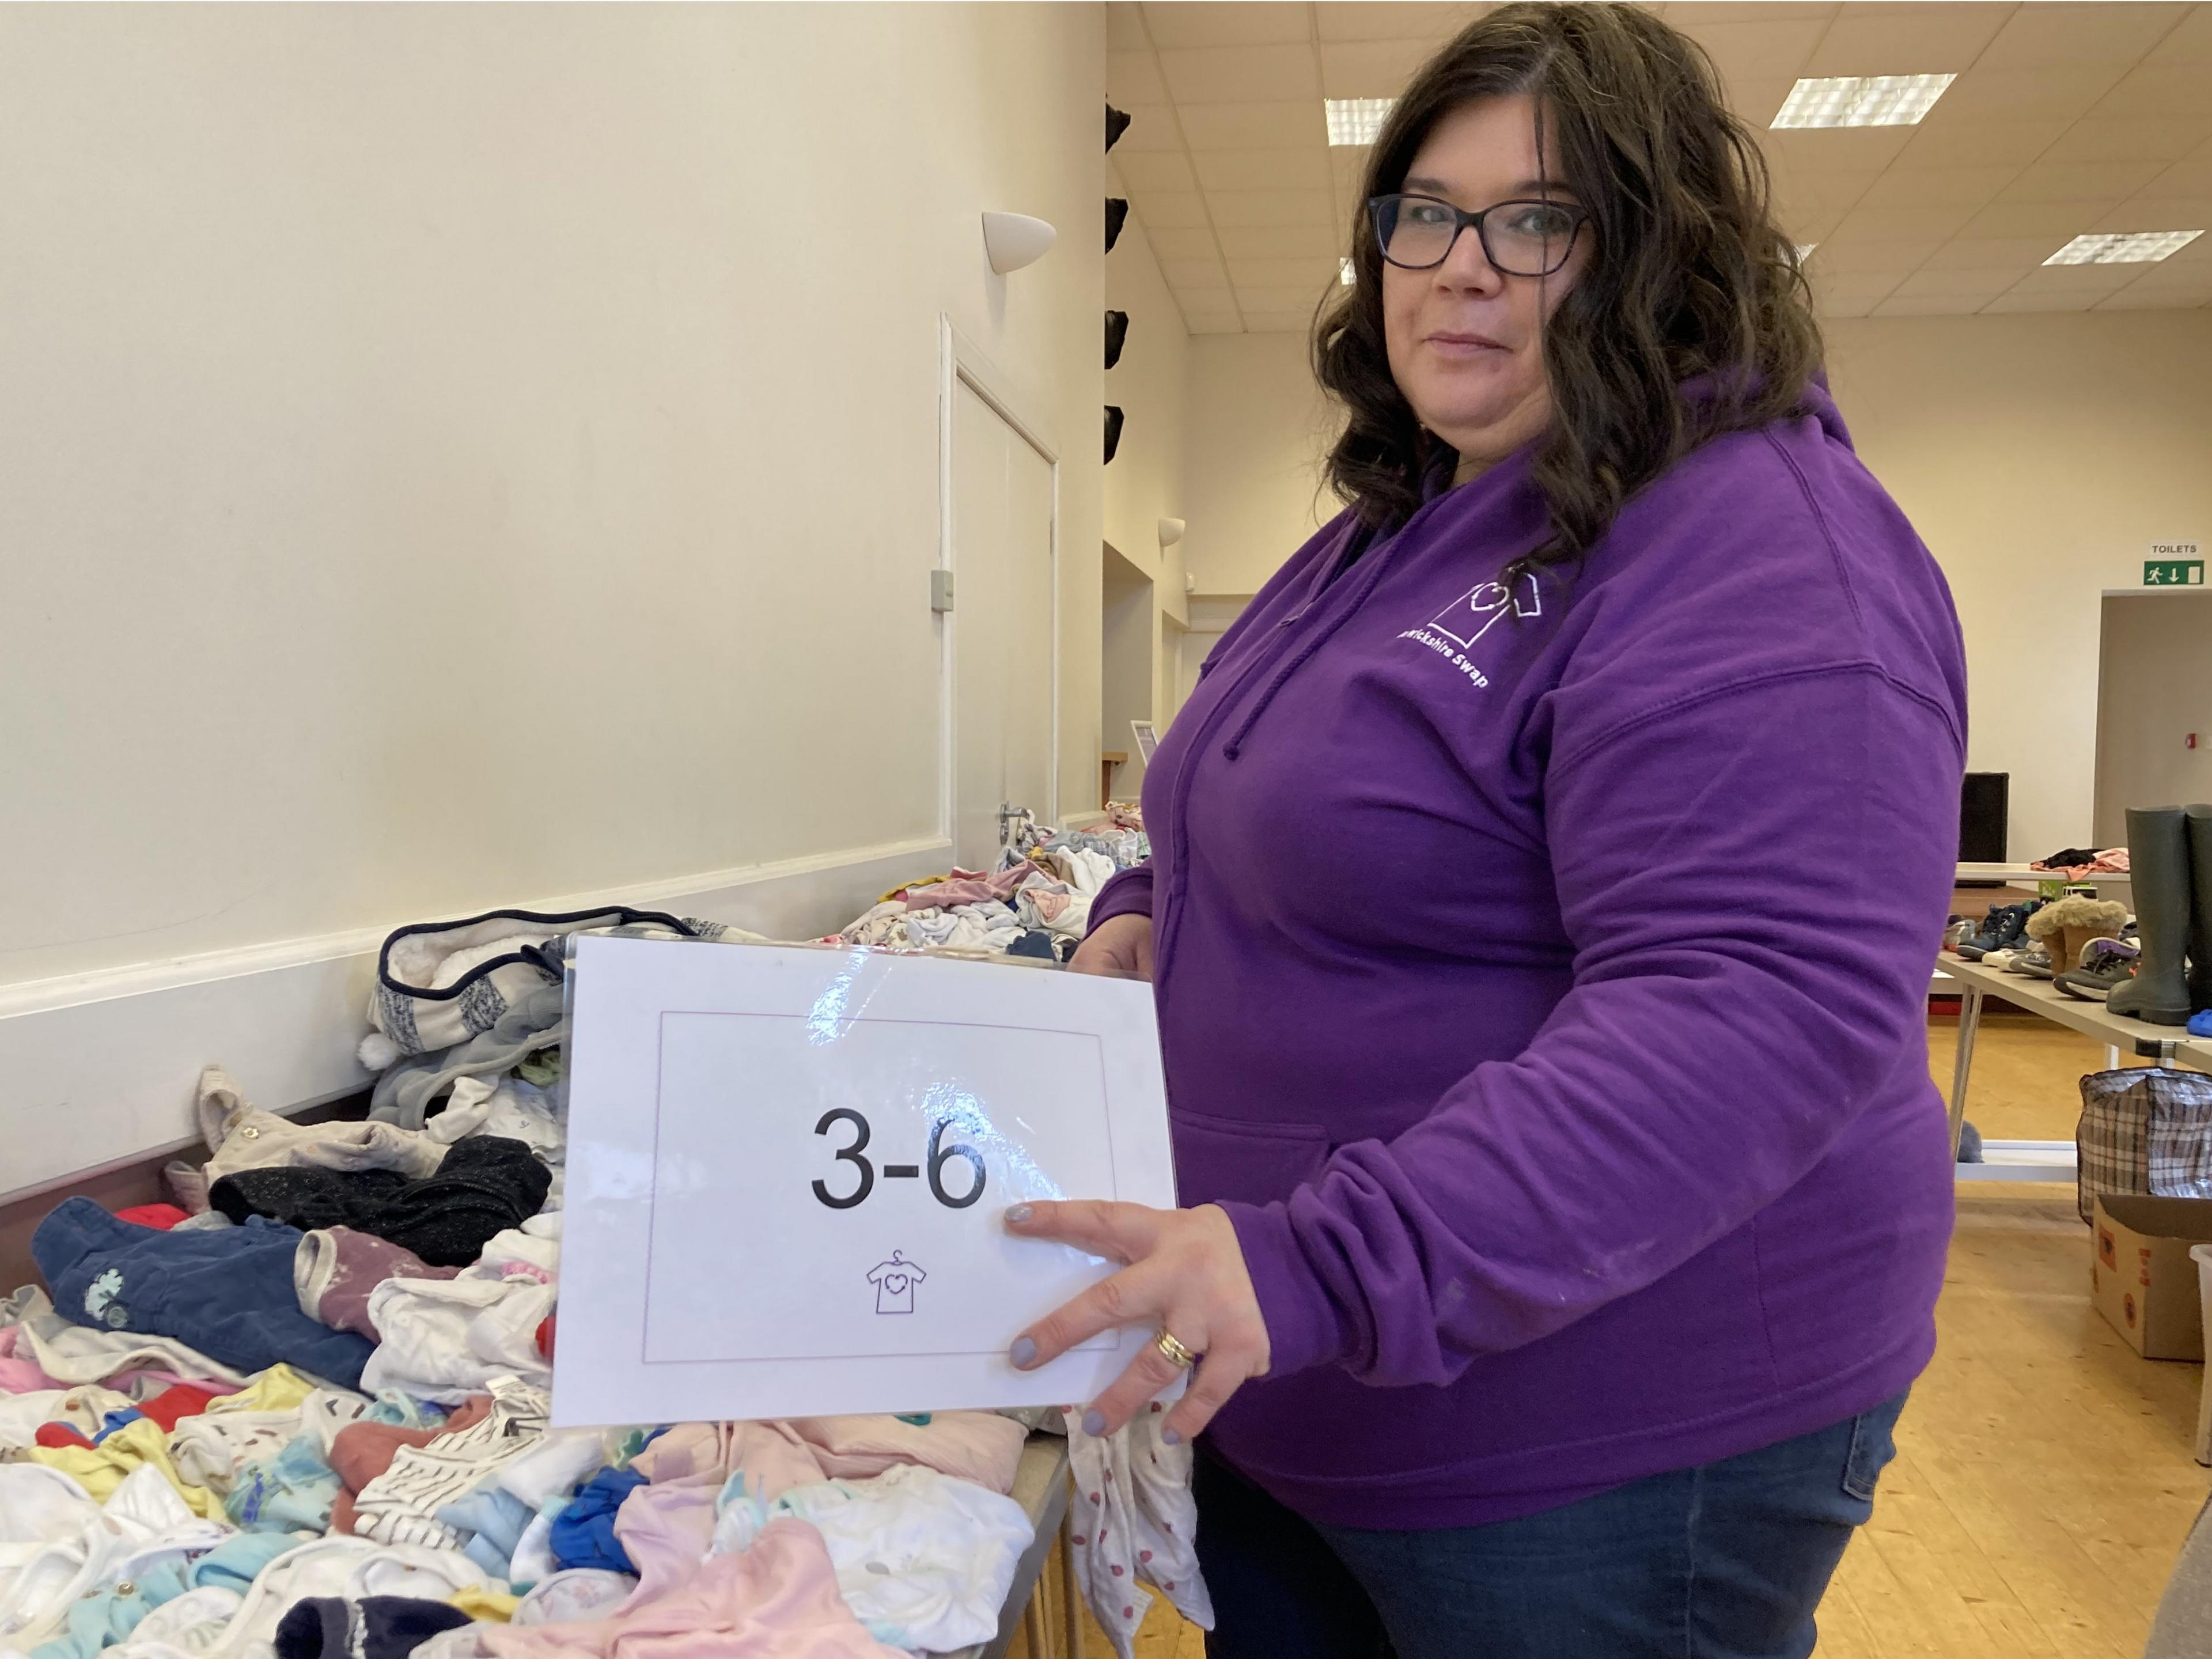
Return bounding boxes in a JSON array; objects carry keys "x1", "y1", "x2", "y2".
[{"x1": 1195, "y1": 1392, "x2": 1907, "y2": 1659}]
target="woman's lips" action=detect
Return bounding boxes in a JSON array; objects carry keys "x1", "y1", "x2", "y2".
[{"x1": 1426, "y1": 331, "x2": 1508, "y2": 358}]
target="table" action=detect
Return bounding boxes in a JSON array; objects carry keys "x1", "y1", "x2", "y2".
[
  {"x1": 954, "y1": 1433, "x2": 1078, "y2": 1659},
  {"x1": 1938, "y1": 952, "x2": 2212, "y2": 1179}
]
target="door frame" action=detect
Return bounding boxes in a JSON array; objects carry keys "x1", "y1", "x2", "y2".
[{"x1": 937, "y1": 315, "x2": 1062, "y2": 850}]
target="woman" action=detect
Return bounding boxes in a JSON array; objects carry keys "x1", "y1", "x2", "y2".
[{"x1": 1005, "y1": 5, "x2": 1964, "y2": 1655}]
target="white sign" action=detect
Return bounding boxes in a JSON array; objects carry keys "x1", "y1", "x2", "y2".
[{"x1": 551, "y1": 936, "x2": 1176, "y2": 1427}]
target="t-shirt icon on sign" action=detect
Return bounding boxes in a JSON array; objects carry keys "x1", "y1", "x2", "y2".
[{"x1": 868, "y1": 1250, "x2": 927, "y2": 1315}]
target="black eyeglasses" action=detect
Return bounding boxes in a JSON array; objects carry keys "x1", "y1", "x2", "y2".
[{"x1": 1366, "y1": 193, "x2": 1588, "y2": 277}]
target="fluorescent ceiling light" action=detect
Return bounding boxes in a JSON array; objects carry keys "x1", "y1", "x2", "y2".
[
  {"x1": 1339, "y1": 257, "x2": 1355, "y2": 286},
  {"x1": 1771, "y1": 74, "x2": 1955, "y2": 129},
  {"x1": 1325, "y1": 98, "x2": 1393, "y2": 146},
  {"x1": 2043, "y1": 230, "x2": 2203, "y2": 266},
  {"x1": 1796, "y1": 243, "x2": 1818, "y2": 261}
]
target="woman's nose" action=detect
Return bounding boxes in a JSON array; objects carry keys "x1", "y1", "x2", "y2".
[{"x1": 1435, "y1": 225, "x2": 1506, "y2": 294}]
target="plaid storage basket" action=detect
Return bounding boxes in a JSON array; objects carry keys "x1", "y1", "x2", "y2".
[{"x1": 2076, "y1": 1067, "x2": 2212, "y2": 1224}]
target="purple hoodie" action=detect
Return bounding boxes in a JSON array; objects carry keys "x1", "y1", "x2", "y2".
[{"x1": 1091, "y1": 384, "x2": 1964, "y2": 1529}]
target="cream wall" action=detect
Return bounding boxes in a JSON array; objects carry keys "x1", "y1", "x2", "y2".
[
  {"x1": 1184, "y1": 332, "x2": 1339, "y2": 599},
  {"x1": 1176, "y1": 312, "x2": 2212, "y2": 859},
  {"x1": 0, "y1": 2, "x2": 1107, "y2": 987},
  {"x1": 1097, "y1": 161, "x2": 1192, "y2": 800}
]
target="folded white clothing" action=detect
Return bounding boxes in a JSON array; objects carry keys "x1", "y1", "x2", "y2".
[
  {"x1": 169, "y1": 1411, "x2": 306, "y2": 1497},
  {"x1": 494, "y1": 1430, "x2": 608, "y2": 1513},
  {"x1": 0, "y1": 1465, "x2": 210, "y2": 1649},
  {"x1": 710, "y1": 1464, "x2": 1032, "y2": 1654},
  {"x1": 0, "y1": 1391, "x2": 70, "y2": 1450},
  {"x1": 426, "y1": 1077, "x2": 565, "y2": 1168},
  {"x1": 2, "y1": 1287, "x2": 249, "y2": 1389},
  {"x1": 350, "y1": 1376, "x2": 550, "y2": 1552},
  {"x1": 510, "y1": 1569, "x2": 636, "y2": 1627},
  {"x1": 359, "y1": 1275, "x2": 555, "y2": 1405},
  {"x1": 126, "y1": 1585, "x2": 246, "y2": 1654}
]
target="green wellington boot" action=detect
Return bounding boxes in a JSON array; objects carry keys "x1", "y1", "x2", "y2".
[
  {"x1": 2109, "y1": 805, "x2": 2194, "y2": 1025},
  {"x1": 2188, "y1": 805, "x2": 2212, "y2": 1013}
]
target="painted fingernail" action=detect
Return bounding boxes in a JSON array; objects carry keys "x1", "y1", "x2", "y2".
[
  {"x1": 1161, "y1": 1427, "x2": 1182, "y2": 1446},
  {"x1": 1004, "y1": 1204, "x2": 1034, "y2": 1225},
  {"x1": 1082, "y1": 1408, "x2": 1107, "y2": 1437},
  {"x1": 1009, "y1": 1336, "x2": 1038, "y2": 1369}
]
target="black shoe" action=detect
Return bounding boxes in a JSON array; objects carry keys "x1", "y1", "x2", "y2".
[{"x1": 1105, "y1": 309, "x2": 1128, "y2": 370}]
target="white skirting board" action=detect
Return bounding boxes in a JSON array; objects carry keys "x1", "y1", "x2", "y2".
[{"x1": 0, "y1": 836, "x2": 950, "y2": 1206}]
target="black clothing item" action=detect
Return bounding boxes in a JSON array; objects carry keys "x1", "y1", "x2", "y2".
[
  {"x1": 1105, "y1": 404, "x2": 1124, "y2": 464},
  {"x1": 210, "y1": 1135, "x2": 551, "y2": 1266},
  {"x1": 1105, "y1": 309, "x2": 1129, "y2": 370},
  {"x1": 1106, "y1": 103, "x2": 1131, "y2": 153},
  {"x1": 1106, "y1": 197, "x2": 1129, "y2": 254},
  {"x1": 2039, "y1": 846, "x2": 2099, "y2": 869},
  {"x1": 276, "y1": 1599, "x2": 471, "y2": 1659},
  {"x1": 1008, "y1": 929, "x2": 1058, "y2": 962}
]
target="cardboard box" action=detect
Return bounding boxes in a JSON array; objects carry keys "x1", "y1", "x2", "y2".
[{"x1": 2090, "y1": 1194, "x2": 2212, "y2": 1360}]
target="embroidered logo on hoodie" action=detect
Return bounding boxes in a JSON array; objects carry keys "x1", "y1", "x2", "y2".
[{"x1": 1398, "y1": 573, "x2": 1540, "y2": 688}]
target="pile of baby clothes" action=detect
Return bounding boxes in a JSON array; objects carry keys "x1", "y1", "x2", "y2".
[{"x1": 831, "y1": 825, "x2": 1152, "y2": 964}]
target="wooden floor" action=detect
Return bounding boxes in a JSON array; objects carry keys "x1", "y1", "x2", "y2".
[{"x1": 1016, "y1": 1010, "x2": 2211, "y2": 1657}]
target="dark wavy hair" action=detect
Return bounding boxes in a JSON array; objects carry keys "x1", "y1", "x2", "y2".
[{"x1": 1313, "y1": 2, "x2": 1822, "y2": 569}]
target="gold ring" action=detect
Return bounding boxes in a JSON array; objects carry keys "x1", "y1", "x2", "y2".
[{"x1": 1154, "y1": 1328, "x2": 1200, "y2": 1370}]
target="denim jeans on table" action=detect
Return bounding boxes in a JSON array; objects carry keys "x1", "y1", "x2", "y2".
[{"x1": 1195, "y1": 1392, "x2": 1907, "y2": 1659}]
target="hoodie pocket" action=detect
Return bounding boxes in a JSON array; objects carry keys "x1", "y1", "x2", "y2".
[{"x1": 1171, "y1": 1109, "x2": 1332, "y2": 1209}]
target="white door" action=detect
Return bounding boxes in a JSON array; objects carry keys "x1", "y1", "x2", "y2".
[{"x1": 951, "y1": 379, "x2": 1056, "y2": 870}]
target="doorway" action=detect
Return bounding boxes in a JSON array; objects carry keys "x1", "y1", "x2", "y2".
[
  {"x1": 2092, "y1": 590, "x2": 2212, "y2": 846},
  {"x1": 949, "y1": 374, "x2": 1056, "y2": 871},
  {"x1": 1101, "y1": 543, "x2": 1154, "y2": 807}
]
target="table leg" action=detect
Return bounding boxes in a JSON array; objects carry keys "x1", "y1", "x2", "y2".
[
  {"x1": 1948, "y1": 983, "x2": 1983, "y2": 1159},
  {"x1": 2108, "y1": 1043, "x2": 2122, "y2": 1070},
  {"x1": 1060, "y1": 1506, "x2": 1086, "y2": 1658}
]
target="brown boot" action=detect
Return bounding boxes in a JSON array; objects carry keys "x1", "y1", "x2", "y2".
[{"x1": 2030, "y1": 896, "x2": 2130, "y2": 976}]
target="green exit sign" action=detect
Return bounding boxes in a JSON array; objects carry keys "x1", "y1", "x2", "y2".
[{"x1": 2146, "y1": 560, "x2": 2206, "y2": 586}]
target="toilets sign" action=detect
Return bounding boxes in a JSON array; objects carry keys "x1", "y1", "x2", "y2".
[
  {"x1": 550, "y1": 936, "x2": 1177, "y2": 1426},
  {"x1": 2146, "y1": 541, "x2": 2203, "y2": 586}
]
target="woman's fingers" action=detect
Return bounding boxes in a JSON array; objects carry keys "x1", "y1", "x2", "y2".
[
  {"x1": 1010, "y1": 1255, "x2": 1171, "y2": 1370},
  {"x1": 1080, "y1": 1334, "x2": 1200, "y2": 1437},
  {"x1": 1003, "y1": 1198, "x2": 1163, "y2": 1263},
  {"x1": 1160, "y1": 1344, "x2": 1253, "y2": 1444}
]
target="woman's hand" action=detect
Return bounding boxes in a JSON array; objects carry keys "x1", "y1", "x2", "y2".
[
  {"x1": 1005, "y1": 1198, "x2": 1269, "y2": 1443},
  {"x1": 1070, "y1": 914, "x2": 1153, "y2": 981}
]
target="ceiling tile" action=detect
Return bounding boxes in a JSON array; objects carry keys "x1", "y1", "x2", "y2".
[
  {"x1": 1228, "y1": 256, "x2": 1345, "y2": 289},
  {"x1": 1921, "y1": 236, "x2": 2069, "y2": 270},
  {"x1": 1973, "y1": 3, "x2": 2190, "y2": 70},
  {"x1": 1817, "y1": 296, "x2": 1879, "y2": 318},
  {"x1": 1672, "y1": 17, "x2": 1828, "y2": 82},
  {"x1": 1182, "y1": 314, "x2": 1248, "y2": 335},
  {"x1": 1997, "y1": 160, "x2": 2171, "y2": 204},
  {"x1": 1887, "y1": 267, "x2": 2024, "y2": 301},
  {"x1": 1816, "y1": 275, "x2": 1908, "y2": 306},
  {"x1": 1802, "y1": 7, "x2": 2011, "y2": 77},
  {"x1": 2003, "y1": 262, "x2": 2143, "y2": 294},
  {"x1": 1160, "y1": 257, "x2": 1232, "y2": 291},
  {"x1": 1666, "y1": 3, "x2": 1840, "y2": 24},
  {"x1": 1957, "y1": 200, "x2": 2107, "y2": 238},
  {"x1": 1107, "y1": 107, "x2": 1182, "y2": 154},
  {"x1": 1331, "y1": 149, "x2": 1376, "y2": 194},
  {"x1": 2144, "y1": 3, "x2": 2212, "y2": 64},
  {"x1": 1771, "y1": 172, "x2": 1881, "y2": 230},
  {"x1": 2144, "y1": 142, "x2": 2212, "y2": 195},
  {"x1": 1141, "y1": 3, "x2": 1312, "y2": 47},
  {"x1": 1116, "y1": 151, "x2": 1200, "y2": 194},
  {"x1": 1319, "y1": 39, "x2": 1439, "y2": 98},
  {"x1": 1106, "y1": 3, "x2": 1148, "y2": 51},
  {"x1": 2110, "y1": 260, "x2": 2212, "y2": 292},
  {"x1": 1979, "y1": 290, "x2": 2101, "y2": 312},
  {"x1": 1763, "y1": 128, "x2": 1920, "y2": 176},
  {"x1": 1161, "y1": 43, "x2": 1323, "y2": 103},
  {"x1": 1146, "y1": 226, "x2": 1225, "y2": 260},
  {"x1": 1808, "y1": 238, "x2": 1941, "y2": 276},
  {"x1": 2039, "y1": 118, "x2": 2212, "y2": 167},
  {"x1": 1855, "y1": 165, "x2": 2018, "y2": 209},
  {"x1": 1825, "y1": 202, "x2": 1982, "y2": 242},
  {"x1": 1130, "y1": 192, "x2": 1212, "y2": 230},
  {"x1": 2092, "y1": 196, "x2": 2212, "y2": 234},
  {"x1": 1216, "y1": 223, "x2": 1345, "y2": 259},
  {"x1": 1178, "y1": 99, "x2": 1329, "y2": 150},
  {"x1": 1891, "y1": 118, "x2": 2073, "y2": 171},
  {"x1": 1728, "y1": 75, "x2": 1800, "y2": 127},
  {"x1": 1869, "y1": 295, "x2": 1986, "y2": 316},
  {"x1": 2086, "y1": 65, "x2": 2212, "y2": 122},
  {"x1": 1207, "y1": 189, "x2": 1337, "y2": 227},
  {"x1": 1108, "y1": 50, "x2": 1168, "y2": 105},
  {"x1": 1240, "y1": 311, "x2": 1316, "y2": 332},
  {"x1": 1935, "y1": 65, "x2": 2129, "y2": 124},
  {"x1": 1314, "y1": 3, "x2": 1486, "y2": 43},
  {"x1": 2093, "y1": 286, "x2": 2212, "y2": 309},
  {"x1": 1195, "y1": 150, "x2": 1333, "y2": 192},
  {"x1": 1235, "y1": 283, "x2": 1333, "y2": 312}
]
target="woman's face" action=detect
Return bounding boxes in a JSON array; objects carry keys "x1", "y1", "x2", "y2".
[{"x1": 1381, "y1": 94, "x2": 1593, "y2": 479}]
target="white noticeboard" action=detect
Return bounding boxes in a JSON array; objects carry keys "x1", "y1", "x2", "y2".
[{"x1": 551, "y1": 936, "x2": 1177, "y2": 1427}]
